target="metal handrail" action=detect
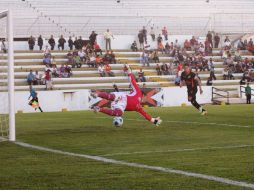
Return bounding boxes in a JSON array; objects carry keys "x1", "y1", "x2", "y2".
[{"x1": 212, "y1": 87, "x2": 230, "y2": 104}]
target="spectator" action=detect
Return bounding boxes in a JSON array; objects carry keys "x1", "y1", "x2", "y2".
[
  {"x1": 73, "y1": 37, "x2": 79, "y2": 50},
  {"x1": 190, "y1": 36, "x2": 198, "y2": 50},
  {"x1": 89, "y1": 31, "x2": 98, "y2": 46},
  {"x1": 73, "y1": 54, "x2": 82, "y2": 68},
  {"x1": 58, "y1": 35, "x2": 66, "y2": 50},
  {"x1": 131, "y1": 41, "x2": 138, "y2": 51},
  {"x1": 156, "y1": 64, "x2": 162, "y2": 75},
  {"x1": 34, "y1": 70, "x2": 41, "y2": 85},
  {"x1": 95, "y1": 55, "x2": 103, "y2": 66},
  {"x1": 43, "y1": 54, "x2": 51, "y2": 66},
  {"x1": 237, "y1": 39, "x2": 245, "y2": 50},
  {"x1": 78, "y1": 49, "x2": 85, "y2": 62},
  {"x1": 174, "y1": 72, "x2": 181, "y2": 86},
  {"x1": 162, "y1": 26, "x2": 168, "y2": 41},
  {"x1": 37, "y1": 35, "x2": 43, "y2": 50},
  {"x1": 161, "y1": 63, "x2": 169, "y2": 75},
  {"x1": 51, "y1": 64, "x2": 59, "y2": 78},
  {"x1": 43, "y1": 45, "x2": 51, "y2": 57},
  {"x1": 104, "y1": 63, "x2": 114, "y2": 77},
  {"x1": 174, "y1": 39, "x2": 180, "y2": 49},
  {"x1": 27, "y1": 70, "x2": 36, "y2": 85},
  {"x1": 1, "y1": 39, "x2": 7, "y2": 53},
  {"x1": 165, "y1": 42, "x2": 171, "y2": 54},
  {"x1": 68, "y1": 36, "x2": 74, "y2": 50},
  {"x1": 158, "y1": 42, "x2": 165, "y2": 54},
  {"x1": 206, "y1": 31, "x2": 213, "y2": 48},
  {"x1": 138, "y1": 30, "x2": 144, "y2": 50},
  {"x1": 104, "y1": 29, "x2": 114, "y2": 50},
  {"x1": 151, "y1": 50, "x2": 159, "y2": 63},
  {"x1": 28, "y1": 36, "x2": 35, "y2": 50},
  {"x1": 234, "y1": 49, "x2": 242, "y2": 62},
  {"x1": 77, "y1": 36, "x2": 84, "y2": 50},
  {"x1": 48, "y1": 35, "x2": 55, "y2": 50},
  {"x1": 109, "y1": 51, "x2": 117, "y2": 64},
  {"x1": 88, "y1": 53, "x2": 96, "y2": 68},
  {"x1": 94, "y1": 42, "x2": 103, "y2": 55},
  {"x1": 157, "y1": 34, "x2": 163, "y2": 46},
  {"x1": 64, "y1": 64, "x2": 72, "y2": 77},
  {"x1": 67, "y1": 51, "x2": 74, "y2": 65},
  {"x1": 141, "y1": 26, "x2": 147, "y2": 44},
  {"x1": 150, "y1": 27, "x2": 155, "y2": 41},
  {"x1": 138, "y1": 69, "x2": 146, "y2": 82},
  {"x1": 123, "y1": 64, "x2": 129, "y2": 76},
  {"x1": 204, "y1": 37, "x2": 212, "y2": 55},
  {"x1": 214, "y1": 33, "x2": 220, "y2": 48},
  {"x1": 44, "y1": 69, "x2": 53, "y2": 90},
  {"x1": 224, "y1": 36, "x2": 231, "y2": 49},
  {"x1": 184, "y1": 39, "x2": 191, "y2": 51},
  {"x1": 98, "y1": 64, "x2": 105, "y2": 77},
  {"x1": 59, "y1": 64, "x2": 65, "y2": 77},
  {"x1": 140, "y1": 51, "x2": 149, "y2": 66},
  {"x1": 245, "y1": 83, "x2": 252, "y2": 104},
  {"x1": 247, "y1": 39, "x2": 254, "y2": 55}
]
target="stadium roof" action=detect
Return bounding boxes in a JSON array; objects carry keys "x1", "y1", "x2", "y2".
[{"x1": 1, "y1": 0, "x2": 254, "y2": 37}]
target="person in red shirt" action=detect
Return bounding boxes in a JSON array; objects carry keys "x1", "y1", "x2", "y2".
[
  {"x1": 91, "y1": 66, "x2": 162, "y2": 126},
  {"x1": 93, "y1": 42, "x2": 102, "y2": 55}
]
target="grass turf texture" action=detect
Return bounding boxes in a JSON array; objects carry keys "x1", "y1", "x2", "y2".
[{"x1": 1, "y1": 104, "x2": 254, "y2": 190}]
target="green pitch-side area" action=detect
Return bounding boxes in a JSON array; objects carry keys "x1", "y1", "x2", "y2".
[{"x1": 1, "y1": 104, "x2": 254, "y2": 190}]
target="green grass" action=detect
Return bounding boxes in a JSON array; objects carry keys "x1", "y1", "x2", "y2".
[{"x1": 1, "y1": 104, "x2": 254, "y2": 190}]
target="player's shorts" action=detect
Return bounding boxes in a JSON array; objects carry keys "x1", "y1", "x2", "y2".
[
  {"x1": 111, "y1": 92, "x2": 128, "y2": 112},
  {"x1": 187, "y1": 87, "x2": 197, "y2": 101}
]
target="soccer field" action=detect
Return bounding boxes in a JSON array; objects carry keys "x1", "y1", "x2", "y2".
[{"x1": 1, "y1": 105, "x2": 254, "y2": 190}]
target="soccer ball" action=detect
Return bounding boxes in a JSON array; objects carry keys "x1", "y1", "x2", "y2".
[{"x1": 113, "y1": 117, "x2": 123, "y2": 127}]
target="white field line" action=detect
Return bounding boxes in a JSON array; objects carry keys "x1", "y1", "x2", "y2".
[
  {"x1": 94, "y1": 117, "x2": 254, "y2": 128},
  {"x1": 100, "y1": 144, "x2": 254, "y2": 157},
  {"x1": 14, "y1": 141, "x2": 254, "y2": 189}
]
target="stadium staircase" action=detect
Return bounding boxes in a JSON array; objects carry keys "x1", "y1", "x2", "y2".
[{"x1": 0, "y1": 49, "x2": 253, "y2": 103}]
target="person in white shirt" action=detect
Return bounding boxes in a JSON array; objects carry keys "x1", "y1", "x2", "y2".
[
  {"x1": 104, "y1": 29, "x2": 114, "y2": 50},
  {"x1": 98, "y1": 64, "x2": 105, "y2": 77}
]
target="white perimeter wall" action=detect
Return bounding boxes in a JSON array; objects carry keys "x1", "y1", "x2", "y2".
[
  {"x1": 0, "y1": 86, "x2": 212, "y2": 114},
  {"x1": 12, "y1": 35, "x2": 202, "y2": 50}
]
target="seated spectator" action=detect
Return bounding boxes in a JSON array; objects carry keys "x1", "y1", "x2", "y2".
[
  {"x1": 138, "y1": 69, "x2": 146, "y2": 82},
  {"x1": 234, "y1": 49, "x2": 242, "y2": 62},
  {"x1": 78, "y1": 49, "x2": 86, "y2": 62},
  {"x1": 34, "y1": 70, "x2": 41, "y2": 85},
  {"x1": 123, "y1": 64, "x2": 129, "y2": 76},
  {"x1": 224, "y1": 36, "x2": 231, "y2": 49},
  {"x1": 51, "y1": 64, "x2": 59, "y2": 78},
  {"x1": 73, "y1": 54, "x2": 82, "y2": 68},
  {"x1": 109, "y1": 50, "x2": 117, "y2": 64},
  {"x1": 59, "y1": 64, "x2": 66, "y2": 77},
  {"x1": 167, "y1": 62, "x2": 174, "y2": 75},
  {"x1": 156, "y1": 64, "x2": 162, "y2": 75},
  {"x1": 27, "y1": 70, "x2": 36, "y2": 85},
  {"x1": 157, "y1": 34, "x2": 163, "y2": 46},
  {"x1": 94, "y1": 42, "x2": 103, "y2": 55},
  {"x1": 165, "y1": 42, "x2": 170, "y2": 54},
  {"x1": 140, "y1": 51, "x2": 149, "y2": 66},
  {"x1": 184, "y1": 39, "x2": 191, "y2": 51},
  {"x1": 237, "y1": 39, "x2": 245, "y2": 50},
  {"x1": 67, "y1": 51, "x2": 74, "y2": 65},
  {"x1": 247, "y1": 41, "x2": 254, "y2": 55},
  {"x1": 174, "y1": 72, "x2": 181, "y2": 86},
  {"x1": 64, "y1": 64, "x2": 72, "y2": 77},
  {"x1": 174, "y1": 39, "x2": 181, "y2": 50},
  {"x1": 104, "y1": 63, "x2": 114, "y2": 77},
  {"x1": 190, "y1": 36, "x2": 198, "y2": 50},
  {"x1": 150, "y1": 50, "x2": 159, "y2": 63},
  {"x1": 161, "y1": 63, "x2": 169, "y2": 75},
  {"x1": 131, "y1": 41, "x2": 138, "y2": 51},
  {"x1": 87, "y1": 53, "x2": 96, "y2": 68},
  {"x1": 43, "y1": 54, "x2": 51, "y2": 66},
  {"x1": 103, "y1": 51, "x2": 112, "y2": 63},
  {"x1": 43, "y1": 45, "x2": 51, "y2": 57},
  {"x1": 98, "y1": 64, "x2": 106, "y2": 77},
  {"x1": 158, "y1": 42, "x2": 165, "y2": 54}
]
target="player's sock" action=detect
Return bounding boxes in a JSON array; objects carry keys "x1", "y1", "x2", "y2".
[
  {"x1": 97, "y1": 92, "x2": 115, "y2": 101},
  {"x1": 39, "y1": 107, "x2": 43, "y2": 112},
  {"x1": 100, "y1": 108, "x2": 123, "y2": 116},
  {"x1": 191, "y1": 99, "x2": 201, "y2": 111}
]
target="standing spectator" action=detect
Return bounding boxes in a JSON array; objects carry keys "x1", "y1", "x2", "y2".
[
  {"x1": 190, "y1": 36, "x2": 198, "y2": 50},
  {"x1": 68, "y1": 36, "x2": 74, "y2": 50},
  {"x1": 142, "y1": 26, "x2": 147, "y2": 44},
  {"x1": 156, "y1": 64, "x2": 162, "y2": 75},
  {"x1": 77, "y1": 36, "x2": 84, "y2": 50},
  {"x1": 44, "y1": 69, "x2": 53, "y2": 90},
  {"x1": 131, "y1": 41, "x2": 138, "y2": 51},
  {"x1": 214, "y1": 33, "x2": 220, "y2": 48},
  {"x1": 1, "y1": 39, "x2": 7, "y2": 53},
  {"x1": 206, "y1": 31, "x2": 213, "y2": 48},
  {"x1": 138, "y1": 30, "x2": 144, "y2": 50},
  {"x1": 28, "y1": 36, "x2": 35, "y2": 50},
  {"x1": 58, "y1": 35, "x2": 66, "y2": 50},
  {"x1": 150, "y1": 27, "x2": 155, "y2": 41},
  {"x1": 89, "y1": 31, "x2": 98, "y2": 46},
  {"x1": 104, "y1": 29, "x2": 114, "y2": 50},
  {"x1": 245, "y1": 83, "x2": 252, "y2": 104},
  {"x1": 48, "y1": 35, "x2": 55, "y2": 50},
  {"x1": 140, "y1": 51, "x2": 149, "y2": 66},
  {"x1": 224, "y1": 36, "x2": 231, "y2": 49},
  {"x1": 162, "y1": 26, "x2": 168, "y2": 41},
  {"x1": 27, "y1": 70, "x2": 36, "y2": 85},
  {"x1": 73, "y1": 37, "x2": 79, "y2": 50},
  {"x1": 37, "y1": 35, "x2": 43, "y2": 50},
  {"x1": 138, "y1": 69, "x2": 146, "y2": 82}
]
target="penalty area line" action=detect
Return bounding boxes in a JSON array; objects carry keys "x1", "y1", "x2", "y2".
[{"x1": 14, "y1": 141, "x2": 254, "y2": 189}]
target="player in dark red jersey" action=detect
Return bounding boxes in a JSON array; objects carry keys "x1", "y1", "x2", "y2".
[
  {"x1": 91, "y1": 66, "x2": 162, "y2": 126},
  {"x1": 180, "y1": 65, "x2": 207, "y2": 115}
]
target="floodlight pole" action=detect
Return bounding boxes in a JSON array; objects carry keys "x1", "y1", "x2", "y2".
[{"x1": 7, "y1": 10, "x2": 15, "y2": 141}]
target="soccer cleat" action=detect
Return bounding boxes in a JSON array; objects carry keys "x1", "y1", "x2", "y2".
[
  {"x1": 201, "y1": 110, "x2": 208, "y2": 116},
  {"x1": 91, "y1": 106, "x2": 100, "y2": 113}
]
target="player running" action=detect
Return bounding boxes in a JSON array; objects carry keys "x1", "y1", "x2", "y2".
[
  {"x1": 180, "y1": 65, "x2": 207, "y2": 115},
  {"x1": 91, "y1": 66, "x2": 162, "y2": 126},
  {"x1": 28, "y1": 86, "x2": 43, "y2": 112}
]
